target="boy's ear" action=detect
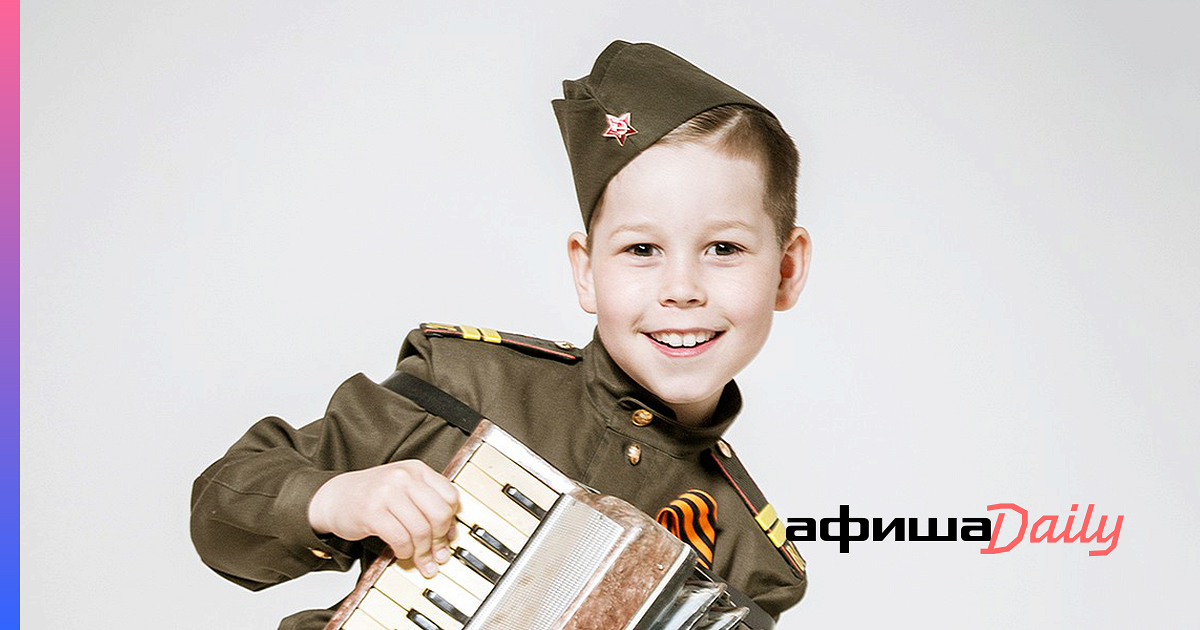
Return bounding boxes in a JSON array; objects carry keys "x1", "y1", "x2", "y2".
[
  {"x1": 567, "y1": 232, "x2": 598, "y2": 314},
  {"x1": 775, "y1": 226, "x2": 812, "y2": 311}
]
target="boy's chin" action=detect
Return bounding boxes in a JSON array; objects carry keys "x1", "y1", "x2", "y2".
[{"x1": 639, "y1": 377, "x2": 725, "y2": 408}]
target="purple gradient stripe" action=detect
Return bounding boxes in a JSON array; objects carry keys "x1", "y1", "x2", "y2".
[{"x1": 3, "y1": 0, "x2": 19, "y2": 624}]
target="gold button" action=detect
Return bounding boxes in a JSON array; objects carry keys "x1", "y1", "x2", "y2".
[
  {"x1": 554, "y1": 340, "x2": 575, "y2": 349},
  {"x1": 625, "y1": 443, "x2": 642, "y2": 465},
  {"x1": 309, "y1": 547, "x2": 332, "y2": 560},
  {"x1": 715, "y1": 439, "x2": 733, "y2": 458},
  {"x1": 631, "y1": 409, "x2": 653, "y2": 427}
]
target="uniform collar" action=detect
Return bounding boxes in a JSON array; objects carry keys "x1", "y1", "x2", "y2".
[{"x1": 581, "y1": 328, "x2": 742, "y2": 458}]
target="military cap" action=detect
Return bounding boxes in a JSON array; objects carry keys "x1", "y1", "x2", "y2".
[{"x1": 552, "y1": 40, "x2": 777, "y2": 227}]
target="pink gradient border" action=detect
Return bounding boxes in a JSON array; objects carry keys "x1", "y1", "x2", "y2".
[{"x1": 5, "y1": 0, "x2": 19, "y2": 613}]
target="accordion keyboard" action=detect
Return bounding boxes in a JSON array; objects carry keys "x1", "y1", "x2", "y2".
[{"x1": 341, "y1": 442, "x2": 557, "y2": 630}]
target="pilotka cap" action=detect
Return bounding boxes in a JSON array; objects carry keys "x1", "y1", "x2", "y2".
[{"x1": 552, "y1": 40, "x2": 777, "y2": 227}]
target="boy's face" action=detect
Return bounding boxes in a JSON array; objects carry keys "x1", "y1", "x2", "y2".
[{"x1": 568, "y1": 140, "x2": 811, "y2": 426}]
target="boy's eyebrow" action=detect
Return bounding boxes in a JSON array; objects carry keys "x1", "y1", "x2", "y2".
[
  {"x1": 608, "y1": 218, "x2": 759, "y2": 236},
  {"x1": 704, "y1": 218, "x2": 759, "y2": 232},
  {"x1": 609, "y1": 221, "x2": 657, "y2": 236}
]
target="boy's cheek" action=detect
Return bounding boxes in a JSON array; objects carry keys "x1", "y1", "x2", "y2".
[{"x1": 594, "y1": 278, "x2": 655, "y2": 311}]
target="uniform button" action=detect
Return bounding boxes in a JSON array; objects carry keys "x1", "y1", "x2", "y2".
[
  {"x1": 309, "y1": 547, "x2": 333, "y2": 560},
  {"x1": 625, "y1": 443, "x2": 642, "y2": 465},
  {"x1": 630, "y1": 409, "x2": 653, "y2": 427},
  {"x1": 554, "y1": 340, "x2": 575, "y2": 349},
  {"x1": 715, "y1": 439, "x2": 733, "y2": 458}
]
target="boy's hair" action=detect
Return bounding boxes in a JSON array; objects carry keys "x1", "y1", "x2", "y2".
[{"x1": 588, "y1": 104, "x2": 800, "y2": 249}]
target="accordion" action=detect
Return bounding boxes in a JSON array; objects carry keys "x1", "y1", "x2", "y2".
[{"x1": 324, "y1": 418, "x2": 753, "y2": 630}]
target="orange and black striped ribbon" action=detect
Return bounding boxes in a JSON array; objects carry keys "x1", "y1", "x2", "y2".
[{"x1": 656, "y1": 489, "x2": 718, "y2": 569}]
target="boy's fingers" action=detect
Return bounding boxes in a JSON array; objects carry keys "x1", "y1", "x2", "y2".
[
  {"x1": 375, "y1": 518, "x2": 414, "y2": 560},
  {"x1": 407, "y1": 486, "x2": 457, "y2": 569},
  {"x1": 419, "y1": 466, "x2": 460, "y2": 508},
  {"x1": 425, "y1": 531, "x2": 455, "y2": 567},
  {"x1": 408, "y1": 484, "x2": 457, "y2": 539},
  {"x1": 389, "y1": 498, "x2": 436, "y2": 577},
  {"x1": 428, "y1": 524, "x2": 454, "y2": 566},
  {"x1": 433, "y1": 520, "x2": 463, "y2": 563},
  {"x1": 410, "y1": 544, "x2": 437, "y2": 578},
  {"x1": 432, "y1": 540, "x2": 452, "y2": 564}
]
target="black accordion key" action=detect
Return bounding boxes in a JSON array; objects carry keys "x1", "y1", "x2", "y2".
[
  {"x1": 405, "y1": 609, "x2": 443, "y2": 630},
  {"x1": 454, "y1": 547, "x2": 502, "y2": 584},
  {"x1": 423, "y1": 589, "x2": 469, "y2": 625},
  {"x1": 470, "y1": 525, "x2": 517, "y2": 563},
  {"x1": 503, "y1": 483, "x2": 547, "y2": 519}
]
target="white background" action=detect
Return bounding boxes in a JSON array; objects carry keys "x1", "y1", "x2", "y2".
[{"x1": 21, "y1": 2, "x2": 1200, "y2": 628}]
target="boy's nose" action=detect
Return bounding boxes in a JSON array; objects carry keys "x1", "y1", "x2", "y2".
[{"x1": 658, "y1": 259, "x2": 706, "y2": 308}]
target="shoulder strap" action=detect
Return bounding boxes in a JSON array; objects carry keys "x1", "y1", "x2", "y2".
[
  {"x1": 420, "y1": 322, "x2": 583, "y2": 363},
  {"x1": 709, "y1": 440, "x2": 808, "y2": 581},
  {"x1": 379, "y1": 371, "x2": 482, "y2": 435}
]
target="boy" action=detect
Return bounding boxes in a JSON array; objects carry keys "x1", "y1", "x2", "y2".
[{"x1": 191, "y1": 40, "x2": 811, "y2": 629}]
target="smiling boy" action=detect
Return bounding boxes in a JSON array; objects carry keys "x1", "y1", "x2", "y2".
[
  {"x1": 568, "y1": 133, "x2": 809, "y2": 428},
  {"x1": 191, "y1": 40, "x2": 810, "y2": 630}
]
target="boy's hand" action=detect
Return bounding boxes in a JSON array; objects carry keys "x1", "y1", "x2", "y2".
[{"x1": 308, "y1": 460, "x2": 459, "y2": 578}]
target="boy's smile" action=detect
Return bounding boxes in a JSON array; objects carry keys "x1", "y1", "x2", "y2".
[
  {"x1": 568, "y1": 140, "x2": 811, "y2": 426},
  {"x1": 645, "y1": 329, "x2": 724, "y2": 356}
]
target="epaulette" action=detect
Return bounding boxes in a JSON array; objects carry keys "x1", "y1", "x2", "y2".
[
  {"x1": 420, "y1": 322, "x2": 583, "y2": 363},
  {"x1": 708, "y1": 438, "x2": 808, "y2": 581}
]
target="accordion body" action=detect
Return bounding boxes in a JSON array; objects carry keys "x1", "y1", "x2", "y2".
[{"x1": 325, "y1": 419, "x2": 751, "y2": 630}]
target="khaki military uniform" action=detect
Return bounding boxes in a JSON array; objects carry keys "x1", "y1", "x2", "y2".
[{"x1": 191, "y1": 326, "x2": 806, "y2": 629}]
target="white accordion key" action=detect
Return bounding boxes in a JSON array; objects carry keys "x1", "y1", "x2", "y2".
[
  {"x1": 380, "y1": 562, "x2": 480, "y2": 618},
  {"x1": 343, "y1": 609, "x2": 386, "y2": 630},
  {"x1": 453, "y1": 489, "x2": 527, "y2": 560},
  {"x1": 357, "y1": 587, "x2": 445, "y2": 630},
  {"x1": 394, "y1": 548, "x2": 493, "y2": 601},
  {"x1": 372, "y1": 566, "x2": 469, "y2": 630},
  {"x1": 453, "y1": 463, "x2": 540, "y2": 536},
  {"x1": 469, "y1": 443, "x2": 558, "y2": 512},
  {"x1": 358, "y1": 588, "x2": 412, "y2": 628}
]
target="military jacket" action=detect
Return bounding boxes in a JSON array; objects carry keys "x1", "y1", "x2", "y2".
[{"x1": 190, "y1": 326, "x2": 806, "y2": 629}]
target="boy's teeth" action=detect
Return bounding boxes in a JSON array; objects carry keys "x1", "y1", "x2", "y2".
[{"x1": 651, "y1": 331, "x2": 715, "y2": 348}]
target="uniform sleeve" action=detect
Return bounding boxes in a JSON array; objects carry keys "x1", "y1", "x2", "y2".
[
  {"x1": 753, "y1": 581, "x2": 806, "y2": 624},
  {"x1": 749, "y1": 569, "x2": 805, "y2": 619},
  {"x1": 189, "y1": 330, "x2": 437, "y2": 590},
  {"x1": 720, "y1": 578, "x2": 803, "y2": 630}
]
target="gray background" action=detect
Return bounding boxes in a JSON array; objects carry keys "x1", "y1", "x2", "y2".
[{"x1": 21, "y1": 1, "x2": 1199, "y2": 628}]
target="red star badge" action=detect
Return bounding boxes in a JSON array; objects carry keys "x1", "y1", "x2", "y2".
[{"x1": 601, "y1": 112, "x2": 638, "y2": 146}]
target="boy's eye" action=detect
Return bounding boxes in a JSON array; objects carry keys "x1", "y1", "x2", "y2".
[
  {"x1": 625, "y1": 243, "x2": 658, "y2": 257},
  {"x1": 706, "y1": 242, "x2": 744, "y2": 256}
]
